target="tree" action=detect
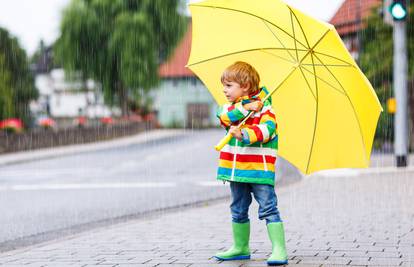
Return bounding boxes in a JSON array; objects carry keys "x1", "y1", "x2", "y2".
[
  {"x1": 0, "y1": 54, "x2": 13, "y2": 119},
  {"x1": 359, "y1": 3, "x2": 414, "y2": 150},
  {"x1": 0, "y1": 27, "x2": 38, "y2": 127},
  {"x1": 55, "y1": 0, "x2": 186, "y2": 116}
]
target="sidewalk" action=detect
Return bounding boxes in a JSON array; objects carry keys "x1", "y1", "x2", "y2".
[{"x1": 0, "y1": 169, "x2": 413, "y2": 267}]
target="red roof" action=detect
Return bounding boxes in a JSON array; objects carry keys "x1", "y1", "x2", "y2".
[
  {"x1": 158, "y1": 23, "x2": 194, "y2": 78},
  {"x1": 160, "y1": 3, "x2": 383, "y2": 78},
  {"x1": 329, "y1": 0, "x2": 382, "y2": 36}
]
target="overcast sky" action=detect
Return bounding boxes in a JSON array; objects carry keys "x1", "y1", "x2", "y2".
[{"x1": 0, "y1": 0, "x2": 344, "y2": 56}]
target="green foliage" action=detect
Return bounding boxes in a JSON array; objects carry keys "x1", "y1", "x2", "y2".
[
  {"x1": 0, "y1": 54, "x2": 13, "y2": 119},
  {"x1": 55, "y1": 0, "x2": 187, "y2": 114},
  {"x1": 359, "y1": 3, "x2": 414, "y2": 147},
  {"x1": 0, "y1": 27, "x2": 38, "y2": 126}
]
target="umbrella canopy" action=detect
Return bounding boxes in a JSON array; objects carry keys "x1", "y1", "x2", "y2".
[{"x1": 187, "y1": 0, "x2": 382, "y2": 175}]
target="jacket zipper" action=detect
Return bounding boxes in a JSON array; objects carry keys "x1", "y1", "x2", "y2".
[
  {"x1": 231, "y1": 139, "x2": 238, "y2": 181},
  {"x1": 261, "y1": 143, "x2": 268, "y2": 171}
]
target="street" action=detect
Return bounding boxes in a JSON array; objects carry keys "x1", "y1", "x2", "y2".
[
  {"x1": 0, "y1": 130, "x2": 223, "y2": 249},
  {"x1": 0, "y1": 129, "x2": 301, "y2": 251}
]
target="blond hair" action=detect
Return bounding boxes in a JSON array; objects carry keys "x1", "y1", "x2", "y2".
[{"x1": 221, "y1": 61, "x2": 260, "y2": 94}]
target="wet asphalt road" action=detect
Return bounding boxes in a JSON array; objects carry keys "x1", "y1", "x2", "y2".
[{"x1": 0, "y1": 129, "x2": 300, "y2": 251}]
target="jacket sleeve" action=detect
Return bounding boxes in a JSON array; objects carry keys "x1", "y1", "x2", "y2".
[
  {"x1": 216, "y1": 102, "x2": 250, "y2": 128},
  {"x1": 240, "y1": 106, "x2": 277, "y2": 145}
]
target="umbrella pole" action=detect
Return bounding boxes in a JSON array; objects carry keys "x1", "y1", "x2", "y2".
[
  {"x1": 213, "y1": 56, "x2": 303, "y2": 151},
  {"x1": 214, "y1": 111, "x2": 254, "y2": 151},
  {"x1": 214, "y1": 90, "x2": 274, "y2": 151}
]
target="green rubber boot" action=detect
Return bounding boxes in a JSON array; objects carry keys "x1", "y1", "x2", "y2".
[
  {"x1": 214, "y1": 222, "x2": 251, "y2": 261},
  {"x1": 267, "y1": 222, "x2": 288, "y2": 265}
]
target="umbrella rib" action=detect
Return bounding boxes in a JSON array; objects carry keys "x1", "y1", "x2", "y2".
[
  {"x1": 293, "y1": 25, "x2": 353, "y2": 72},
  {"x1": 305, "y1": 52, "x2": 320, "y2": 174},
  {"x1": 297, "y1": 29, "x2": 330, "y2": 67},
  {"x1": 302, "y1": 63, "x2": 352, "y2": 67},
  {"x1": 288, "y1": 7, "x2": 311, "y2": 49},
  {"x1": 265, "y1": 67, "x2": 298, "y2": 98},
  {"x1": 312, "y1": 53, "x2": 368, "y2": 164},
  {"x1": 190, "y1": 4, "x2": 309, "y2": 49},
  {"x1": 230, "y1": 66, "x2": 298, "y2": 144},
  {"x1": 289, "y1": 10, "x2": 300, "y2": 61},
  {"x1": 187, "y1": 48, "x2": 305, "y2": 67},
  {"x1": 300, "y1": 65, "x2": 346, "y2": 96},
  {"x1": 298, "y1": 66, "x2": 317, "y2": 101},
  {"x1": 262, "y1": 19, "x2": 297, "y2": 62},
  {"x1": 313, "y1": 51, "x2": 355, "y2": 67},
  {"x1": 260, "y1": 50, "x2": 297, "y2": 65}
]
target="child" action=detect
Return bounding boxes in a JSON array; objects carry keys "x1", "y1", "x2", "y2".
[{"x1": 214, "y1": 61, "x2": 288, "y2": 266}]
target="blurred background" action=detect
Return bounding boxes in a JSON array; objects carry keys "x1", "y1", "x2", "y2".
[
  {"x1": 0, "y1": 0, "x2": 412, "y2": 252},
  {"x1": 0, "y1": 0, "x2": 412, "y2": 154}
]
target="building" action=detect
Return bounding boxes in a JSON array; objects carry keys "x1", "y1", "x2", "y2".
[
  {"x1": 30, "y1": 46, "x2": 120, "y2": 128},
  {"x1": 329, "y1": 0, "x2": 382, "y2": 59},
  {"x1": 154, "y1": 22, "x2": 217, "y2": 128}
]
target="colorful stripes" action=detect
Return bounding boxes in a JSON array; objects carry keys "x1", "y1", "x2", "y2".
[
  {"x1": 216, "y1": 102, "x2": 249, "y2": 127},
  {"x1": 241, "y1": 107, "x2": 276, "y2": 145},
  {"x1": 221, "y1": 141, "x2": 277, "y2": 156},
  {"x1": 217, "y1": 167, "x2": 275, "y2": 179},
  {"x1": 216, "y1": 86, "x2": 278, "y2": 186},
  {"x1": 219, "y1": 160, "x2": 275, "y2": 172},
  {"x1": 227, "y1": 136, "x2": 278, "y2": 149},
  {"x1": 219, "y1": 151, "x2": 276, "y2": 164},
  {"x1": 217, "y1": 167, "x2": 276, "y2": 185}
]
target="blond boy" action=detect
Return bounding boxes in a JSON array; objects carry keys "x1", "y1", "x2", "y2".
[{"x1": 215, "y1": 61, "x2": 288, "y2": 266}]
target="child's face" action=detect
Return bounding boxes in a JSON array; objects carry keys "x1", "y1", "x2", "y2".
[{"x1": 222, "y1": 80, "x2": 249, "y2": 102}]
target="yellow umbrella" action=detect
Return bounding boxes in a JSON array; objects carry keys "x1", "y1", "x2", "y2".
[{"x1": 186, "y1": 0, "x2": 383, "y2": 175}]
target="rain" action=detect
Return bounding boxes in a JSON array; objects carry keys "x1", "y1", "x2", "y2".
[{"x1": 0, "y1": 0, "x2": 413, "y2": 266}]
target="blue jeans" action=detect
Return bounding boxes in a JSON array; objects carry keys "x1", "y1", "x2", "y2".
[{"x1": 230, "y1": 181, "x2": 282, "y2": 224}]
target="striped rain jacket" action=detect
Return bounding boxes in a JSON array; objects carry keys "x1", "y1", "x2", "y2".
[{"x1": 216, "y1": 87, "x2": 278, "y2": 186}]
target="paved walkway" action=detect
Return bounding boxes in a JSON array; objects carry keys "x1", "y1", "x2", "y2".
[{"x1": 0, "y1": 168, "x2": 413, "y2": 267}]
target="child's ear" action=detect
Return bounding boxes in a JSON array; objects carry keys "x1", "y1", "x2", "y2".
[{"x1": 241, "y1": 83, "x2": 251, "y2": 93}]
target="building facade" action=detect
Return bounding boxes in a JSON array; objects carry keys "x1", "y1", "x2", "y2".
[
  {"x1": 155, "y1": 23, "x2": 217, "y2": 128},
  {"x1": 30, "y1": 46, "x2": 120, "y2": 128}
]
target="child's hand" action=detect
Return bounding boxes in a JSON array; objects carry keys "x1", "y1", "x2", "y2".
[
  {"x1": 229, "y1": 126, "x2": 243, "y2": 141},
  {"x1": 243, "y1": 101, "x2": 263, "y2": 112}
]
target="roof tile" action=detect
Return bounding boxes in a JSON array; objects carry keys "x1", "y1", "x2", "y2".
[
  {"x1": 158, "y1": 23, "x2": 194, "y2": 78},
  {"x1": 329, "y1": 0, "x2": 382, "y2": 35}
]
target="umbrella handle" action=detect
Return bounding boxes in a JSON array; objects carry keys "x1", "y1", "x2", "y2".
[
  {"x1": 214, "y1": 133, "x2": 233, "y2": 151},
  {"x1": 214, "y1": 110, "x2": 256, "y2": 151}
]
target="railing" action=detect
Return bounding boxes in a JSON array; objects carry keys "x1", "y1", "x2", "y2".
[{"x1": 0, "y1": 121, "x2": 155, "y2": 154}]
